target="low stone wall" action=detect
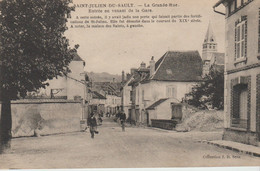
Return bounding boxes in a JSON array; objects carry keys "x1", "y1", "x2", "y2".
[
  {"x1": 223, "y1": 128, "x2": 259, "y2": 146},
  {"x1": 151, "y1": 119, "x2": 178, "y2": 130},
  {"x1": 0, "y1": 99, "x2": 82, "y2": 137}
]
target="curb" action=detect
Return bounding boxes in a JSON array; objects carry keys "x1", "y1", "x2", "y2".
[{"x1": 199, "y1": 140, "x2": 260, "y2": 158}]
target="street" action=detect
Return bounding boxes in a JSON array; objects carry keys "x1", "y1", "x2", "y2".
[{"x1": 0, "y1": 118, "x2": 259, "y2": 169}]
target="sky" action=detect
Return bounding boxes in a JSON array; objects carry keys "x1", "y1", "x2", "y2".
[{"x1": 66, "y1": 0, "x2": 226, "y2": 75}]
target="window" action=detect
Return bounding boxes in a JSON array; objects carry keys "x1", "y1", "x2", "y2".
[
  {"x1": 237, "y1": 0, "x2": 242, "y2": 8},
  {"x1": 235, "y1": 17, "x2": 247, "y2": 61},
  {"x1": 166, "y1": 86, "x2": 176, "y2": 98},
  {"x1": 228, "y1": 0, "x2": 251, "y2": 16},
  {"x1": 130, "y1": 90, "x2": 133, "y2": 101},
  {"x1": 229, "y1": 0, "x2": 235, "y2": 13}
]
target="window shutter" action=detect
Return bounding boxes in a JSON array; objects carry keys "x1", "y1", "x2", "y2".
[
  {"x1": 235, "y1": 23, "x2": 237, "y2": 60},
  {"x1": 244, "y1": 18, "x2": 247, "y2": 58}
]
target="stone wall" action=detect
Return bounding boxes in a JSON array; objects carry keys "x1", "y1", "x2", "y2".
[
  {"x1": 223, "y1": 128, "x2": 258, "y2": 146},
  {"x1": 0, "y1": 99, "x2": 82, "y2": 137}
]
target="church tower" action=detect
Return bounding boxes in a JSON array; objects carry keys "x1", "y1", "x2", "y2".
[{"x1": 202, "y1": 22, "x2": 218, "y2": 62}]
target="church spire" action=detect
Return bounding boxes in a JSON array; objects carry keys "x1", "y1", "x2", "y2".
[
  {"x1": 204, "y1": 21, "x2": 216, "y2": 44},
  {"x1": 202, "y1": 21, "x2": 218, "y2": 61}
]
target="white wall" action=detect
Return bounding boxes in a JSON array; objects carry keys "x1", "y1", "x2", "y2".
[
  {"x1": 122, "y1": 77, "x2": 134, "y2": 115},
  {"x1": 137, "y1": 80, "x2": 196, "y2": 111},
  {"x1": 43, "y1": 76, "x2": 67, "y2": 97},
  {"x1": 67, "y1": 61, "x2": 85, "y2": 100},
  {"x1": 40, "y1": 60, "x2": 85, "y2": 100}
]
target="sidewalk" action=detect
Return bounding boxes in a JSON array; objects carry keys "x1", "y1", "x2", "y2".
[{"x1": 200, "y1": 140, "x2": 260, "y2": 157}]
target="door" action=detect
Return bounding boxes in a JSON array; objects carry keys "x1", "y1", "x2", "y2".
[
  {"x1": 135, "y1": 109, "x2": 140, "y2": 123},
  {"x1": 171, "y1": 104, "x2": 182, "y2": 120},
  {"x1": 128, "y1": 109, "x2": 131, "y2": 120}
]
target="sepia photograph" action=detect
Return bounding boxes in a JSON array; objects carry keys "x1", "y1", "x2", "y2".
[{"x1": 0, "y1": 0, "x2": 260, "y2": 169}]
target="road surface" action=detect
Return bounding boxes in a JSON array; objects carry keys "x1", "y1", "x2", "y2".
[{"x1": 0, "y1": 117, "x2": 259, "y2": 169}]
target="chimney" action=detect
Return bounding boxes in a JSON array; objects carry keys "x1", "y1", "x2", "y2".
[
  {"x1": 122, "y1": 70, "x2": 125, "y2": 82},
  {"x1": 150, "y1": 56, "x2": 155, "y2": 76},
  {"x1": 140, "y1": 62, "x2": 146, "y2": 68},
  {"x1": 126, "y1": 73, "x2": 131, "y2": 80}
]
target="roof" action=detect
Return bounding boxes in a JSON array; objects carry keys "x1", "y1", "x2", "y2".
[
  {"x1": 204, "y1": 22, "x2": 216, "y2": 43},
  {"x1": 72, "y1": 52, "x2": 84, "y2": 61},
  {"x1": 211, "y1": 64, "x2": 224, "y2": 72},
  {"x1": 211, "y1": 52, "x2": 225, "y2": 65},
  {"x1": 151, "y1": 51, "x2": 203, "y2": 82},
  {"x1": 93, "y1": 82, "x2": 122, "y2": 96},
  {"x1": 122, "y1": 74, "x2": 134, "y2": 88},
  {"x1": 128, "y1": 64, "x2": 150, "y2": 86},
  {"x1": 146, "y1": 98, "x2": 168, "y2": 110},
  {"x1": 92, "y1": 91, "x2": 106, "y2": 99},
  {"x1": 214, "y1": 0, "x2": 225, "y2": 8},
  {"x1": 128, "y1": 73, "x2": 141, "y2": 86}
]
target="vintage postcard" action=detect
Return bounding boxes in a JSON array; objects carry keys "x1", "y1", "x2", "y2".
[{"x1": 0, "y1": 0, "x2": 259, "y2": 169}]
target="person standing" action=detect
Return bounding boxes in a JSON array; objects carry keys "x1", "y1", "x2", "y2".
[
  {"x1": 87, "y1": 112, "x2": 98, "y2": 139},
  {"x1": 119, "y1": 111, "x2": 126, "y2": 132}
]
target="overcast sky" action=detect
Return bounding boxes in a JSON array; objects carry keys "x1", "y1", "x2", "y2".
[{"x1": 66, "y1": 0, "x2": 225, "y2": 75}]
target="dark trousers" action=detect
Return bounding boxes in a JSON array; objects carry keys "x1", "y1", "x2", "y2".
[
  {"x1": 89, "y1": 126, "x2": 97, "y2": 138},
  {"x1": 121, "y1": 121, "x2": 125, "y2": 131}
]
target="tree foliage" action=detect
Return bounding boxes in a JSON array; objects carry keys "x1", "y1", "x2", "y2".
[
  {"x1": 185, "y1": 67, "x2": 224, "y2": 110},
  {"x1": 0, "y1": 0, "x2": 76, "y2": 152},
  {"x1": 0, "y1": 0, "x2": 76, "y2": 99}
]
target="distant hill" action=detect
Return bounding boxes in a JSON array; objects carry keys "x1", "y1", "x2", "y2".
[{"x1": 86, "y1": 72, "x2": 121, "y2": 82}]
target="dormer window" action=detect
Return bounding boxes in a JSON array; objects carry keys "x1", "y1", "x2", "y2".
[
  {"x1": 237, "y1": 0, "x2": 242, "y2": 8},
  {"x1": 228, "y1": 0, "x2": 253, "y2": 17},
  {"x1": 229, "y1": 0, "x2": 235, "y2": 13}
]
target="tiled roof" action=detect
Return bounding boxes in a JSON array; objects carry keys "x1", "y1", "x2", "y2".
[
  {"x1": 93, "y1": 82, "x2": 122, "y2": 96},
  {"x1": 128, "y1": 69, "x2": 149, "y2": 86},
  {"x1": 92, "y1": 91, "x2": 106, "y2": 99},
  {"x1": 212, "y1": 52, "x2": 225, "y2": 65},
  {"x1": 72, "y1": 52, "x2": 84, "y2": 61},
  {"x1": 146, "y1": 98, "x2": 168, "y2": 110},
  {"x1": 151, "y1": 51, "x2": 203, "y2": 81}
]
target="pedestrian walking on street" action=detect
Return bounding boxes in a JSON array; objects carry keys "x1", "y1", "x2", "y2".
[
  {"x1": 119, "y1": 111, "x2": 126, "y2": 132},
  {"x1": 98, "y1": 112, "x2": 103, "y2": 125},
  {"x1": 87, "y1": 112, "x2": 99, "y2": 139}
]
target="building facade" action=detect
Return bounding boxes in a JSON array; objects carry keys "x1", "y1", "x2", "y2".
[
  {"x1": 128, "y1": 51, "x2": 203, "y2": 125},
  {"x1": 39, "y1": 53, "x2": 86, "y2": 100},
  {"x1": 214, "y1": 0, "x2": 260, "y2": 146},
  {"x1": 122, "y1": 75, "x2": 134, "y2": 119}
]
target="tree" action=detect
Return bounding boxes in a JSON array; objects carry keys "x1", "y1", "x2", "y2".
[
  {"x1": 0, "y1": 0, "x2": 77, "y2": 153},
  {"x1": 185, "y1": 66, "x2": 224, "y2": 110}
]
